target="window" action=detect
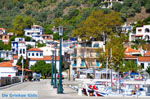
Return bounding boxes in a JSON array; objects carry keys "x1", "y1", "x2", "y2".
[
  {"x1": 81, "y1": 60, "x2": 85, "y2": 66},
  {"x1": 93, "y1": 43, "x2": 99, "y2": 47},
  {"x1": 148, "y1": 63, "x2": 150, "y2": 66},
  {"x1": 145, "y1": 28, "x2": 150, "y2": 33},
  {"x1": 32, "y1": 53, "x2": 34, "y2": 56},
  {"x1": 27, "y1": 32, "x2": 30, "y2": 35},
  {"x1": 0, "y1": 52, "x2": 1, "y2": 57},
  {"x1": 6, "y1": 52, "x2": 8, "y2": 57},
  {"x1": 28, "y1": 53, "x2": 30, "y2": 56},
  {"x1": 36, "y1": 53, "x2": 38, "y2": 56},
  {"x1": 138, "y1": 29, "x2": 142, "y2": 32},
  {"x1": 141, "y1": 63, "x2": 144, "y2": 69},
  {"x1": 23, "y1": 49, "x2": 25, "y2": 54},
  {"x1": 96, "y1": 60, "x2": 100, "y2": 66},
  {"x1": 40, "y1": 53, "x2": 43, "y2": 56},
  {"x1": 20, "y1": 49, "x2": 22, "y2": 54},
  {"x1": 37, "y1": 32, "x2": 40, "y2": 35}
]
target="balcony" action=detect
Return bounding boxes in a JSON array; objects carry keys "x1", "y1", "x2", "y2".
[
  {"x1": 81, "y1": 63, "x2": 85, "y2": 66},
  {"x1": 96, "y1": 62, "x2": 100, "y2": 66},
  {"x1": 72, "y1": 64, "x2": 76, "y2": 66},
  {"x1": 72, "y1": 54, "x2": 77, "y2": 57}
]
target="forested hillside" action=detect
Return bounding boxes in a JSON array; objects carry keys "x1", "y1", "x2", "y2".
[{"x1": 0, "y1": 0, "x2": 150, "y2": 36}]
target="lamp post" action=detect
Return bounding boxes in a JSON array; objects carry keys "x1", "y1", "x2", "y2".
[
  {"x1": 21, "y1": 57, "x2": 24, "y2": 83},
  {"x1": 57, "y1": 26, "x2": 63, "y2": 94},
  {"x1": 67, "y1": 53, "x2": 71, "y2": 81},
  {"x1": 53, "y1": 42, "x2": 58, "y2": 88},
  {"x1": 51, "y1": 50, "x2": 54, "y2": 85},
  {"x1": 68, "y1": 59, "x2": 71, "y2": 81}
]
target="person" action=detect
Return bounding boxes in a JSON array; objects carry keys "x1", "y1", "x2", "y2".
[{"x1": 88, "y1": 85, "x2": 94, "y2": 96}]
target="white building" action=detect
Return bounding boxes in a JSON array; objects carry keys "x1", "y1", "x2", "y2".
[
  {"x1": 27, "y1": 48, "x2": 60, "y2": 70},
  {"x1": 0, "y1": 62, "x2": 17, "y2": 77},
  {"x1": 137, "y1": 57, "x2": 150, "y2": 71},
  {"x1": 124, "y1": 47, "x2": 141, "y2": 56},
  {"x1": 121, "y1": 23, "x2": 133, "y2": 34},
  {"x1": 0, "y1": 50, "x2": 13, "y2": 60},
  {"x1": 0, "y1": 28, "x2": 6, "y2": 35},
  {"x1": 101, "y1": 0, "x2": 124, "y2": 8},
  {"x1": 11, "y1": 38, "x2": 27, "y2": 59},
  {"x1": 70, "y1": 41, "x2": 105, "y2": 77},
  {"x1": 24, "y1": 25, "x2": 43, "y2": 41},
  {"x1": 13, "y1": 55, "x2": 18, "y2": 66},
  {"x1": 39, "y1": 46, "x2": 59, "y2": 56},
  {"x1": 129, "y1": 25, "x2": 150, "y2": 41},
  {"x1": 41, "y1": 34, "x2": 53, "y2": 43}
]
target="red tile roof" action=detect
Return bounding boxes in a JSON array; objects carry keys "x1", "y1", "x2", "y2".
[
  {"x1": 136, "y1": 35, "x2": 143, "y2": 37},
  {"x1": 144, "y1": 52, "x2": 150, "y2": 56},
  {"x1": 0, "y1": 62, "x2": 13, "y2": 67},
  {"x1": 0, "y1": 28, "x2": 5, "y2": 31},
  {"x1": 124, "y1": 54, "x2": 137, "y2": 58},
  {"x1": 41, "y1": 34, "x2": 53, "y2": 36},
  {"x1": 29, "y1": 56, "x2": 59, "y2": 61},
  {"x1": 125, "y1": 47, "x2": 140, "y2": 53},
  {"x1": 8, "y1": 60, "x2": 13, "y2": 63},
  {"x1": 138, "y1": 57, "x2": 150, "y2": 62},
  {"x1": 13, "y1": 55, "x2": 18, "y2": 59},
  {"x1": 20, "y1": 41, "x2": 25, "y2": 43},
  {"x1": 16, "y1": 65, "x2": 32, "y2": 72},
  {"x1": 28, "y1": 48, "x2": 43, "y2": 52}
]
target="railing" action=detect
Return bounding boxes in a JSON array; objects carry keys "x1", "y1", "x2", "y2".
[
  {"x1": 72, "y1": 64, "x2": 77, "y2": 66},
  {"x1": 72, "y1": 54, "x2": 77, "y2": 57},
  {"x1": 0, "y1": 76, "x2": 20, "y2": 87},
  {"x1": 81, "y1": 63, "x2": 85, "y2": 66},
  {"x1": 96, "y1": 62, "x2": 100, "y2": 66}
]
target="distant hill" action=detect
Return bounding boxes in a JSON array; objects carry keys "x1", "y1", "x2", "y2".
[{"x1": 0, "y1": 0, "x2": 150, "y2": 35}]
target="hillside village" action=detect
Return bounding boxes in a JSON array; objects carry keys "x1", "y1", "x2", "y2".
[{"x1": 0, "y1": 23, "x2": 150, "y2": 79}]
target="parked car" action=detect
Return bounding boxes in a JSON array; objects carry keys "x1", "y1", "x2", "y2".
[{"x1": 32, "y1": 73, "x2": 41, "y2": 81}]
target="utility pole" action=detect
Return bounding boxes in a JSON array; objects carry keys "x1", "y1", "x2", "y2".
[
  {"x1": 106, "y1": 56, "x2": 108, "y2": 87},
  {"x1": 110, "y1": 48, "x2": 113, "y2": 88},
  {"x1": 21, "y1": 57, "x2": 24, "y2": 83},
  {"x1": 53, "y1": 43, "x2": 57, "y2": 88},
  {"x1": 57, "y1": 26, "x2": 63, "y2": 94},
  {"x1": 51, "y1": 52, "x2": 54, "y2": 85}
]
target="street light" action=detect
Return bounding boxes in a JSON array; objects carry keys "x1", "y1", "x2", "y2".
[
  {"x1": 57, "y1": 26, "x2": 64, "y2": 94},
  {"x1": 21, "y1": 57, "x2": 24, "y2": 83},
  {"x1": 51, "y1": 50, "x2": 54, "y2": 85},
  {"x1": 53, "y1": 42, "x2": 58, "y2": 88},
  {"x1": 68, "y1": 57, "x2": 71, "y2": 81}
]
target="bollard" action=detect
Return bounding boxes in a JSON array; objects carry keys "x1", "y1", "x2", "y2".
[{"x1": 78, "y1": 83, "x2": 82, "y2": 96}]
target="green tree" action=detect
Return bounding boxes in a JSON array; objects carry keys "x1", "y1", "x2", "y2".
[
  {"x1": 145, "y1": 1, "x2": 150, "y2": 13},
  {"x1": 0, "y1": 41, "x2": 11, "y2": 50},
  {"x1": 65, "y1": 8, "x2": 79, "y2": 20},
  {"x1": 119, "y1": 61, "x2": 141, "y2": 73},
  {"x1": 43, "y1": 24, "x2": 53, "y2": 34},
  {"x1": 30, "y1": 60, "x2": 51, "y2": 78},
  {"x1": 131, "y1": 3, "x2": 141, "y2": 13},
  {"x1": 36, "y1": 42, "x2": 46, "y2": 48},
  {"x1": 0, "y1": 58, "x2": 4, "y2": 62},
  {"x1": 146, "y1": 66, "x2": 150, "y2": 75},
  {"x1": 72, "y1": 10, "x2": 122, "y2": 41},
  {"x1": 16, "y1": 55, "x2": 26, "y2": 67},
  {"x1": 112, "y1": 2, "x2": 122, "y2": 12},
  {"x1": 53, "y1": 32, "x2": 68, "y2": 40},
  {"x1": 105, "y1": 33, "x2": 125, "y2": 70},
  {"x1": 124, "y1": 0, "x2": 134, "y2": 7},
  {"x1": 12, "y1": 15, "x2": 34, "y2": 36},
  {"x1": 120, "y1": 6, "x2": 129, "y2": 20}
]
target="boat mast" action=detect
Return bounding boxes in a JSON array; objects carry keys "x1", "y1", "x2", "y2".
[{"x1": 110, "y1": 48, "x2": 113, "y2": 87}]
